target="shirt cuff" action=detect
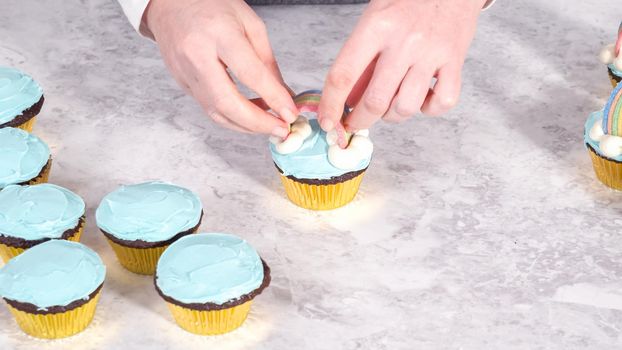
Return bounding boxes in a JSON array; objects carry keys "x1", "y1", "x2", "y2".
[{"x1": 117, "y1": 0, "x2": 152, "y2": 38}]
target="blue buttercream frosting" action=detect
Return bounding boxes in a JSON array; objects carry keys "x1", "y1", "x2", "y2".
[
  {"x1": 0, "y1": 66, "x2": 43, "y2": 124},
  {"x1": 609, "y1": 63, "x2": 622, "y2": 78},
  {"x1": 96, "y1": 181, "x2": 202, "y2": 242},
  {"x1": 156, "y1": 233, "x2": 264, "y2": 305},
  {"x1": 0, "y1": 127, "x2": 50, "y2": 188},
  {"x1": 269, "y1": 118, "x2": 371, "y2": 180},
  {"x1": 0, "y1": 184, "x2": 85, "y2": 240},
  {"x1": 0, "y1": 240, "x2": 105, "y2": 309}
]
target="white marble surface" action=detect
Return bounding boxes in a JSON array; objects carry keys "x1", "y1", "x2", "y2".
[{"x1": 1, "y1": 0, "x2": 622, "y2": 349}]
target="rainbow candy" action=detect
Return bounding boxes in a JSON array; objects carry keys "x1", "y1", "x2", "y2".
[
  {"x1": 603, "y1": 83, "x2": 622, "y2": 136},
  {"x1": 293, "y1": 90, "x2": 322, "y2": 113}
]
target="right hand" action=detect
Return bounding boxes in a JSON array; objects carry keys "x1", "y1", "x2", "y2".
[{"x1": 145, "y1": 0, "x2": 297, "y2": 138}]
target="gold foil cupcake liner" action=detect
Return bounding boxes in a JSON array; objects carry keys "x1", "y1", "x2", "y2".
[
  {"x1": 609, "y1": 68, "x2": 621, "y2": 88},
  {"x1": 15, "y1": 116, "x2": 37, "y2": 133},
  {"x1": 105, "y1": 239, "x2": 168, "y2": 275},
  {"x1": 166, "y1": 301, "x2": 252, "y2": 335},
  {"x1": 5, "y1": 290, "x2": 101, "y2": 339},
  {"x1": 279, "y1": 172, "x2": 365, "y2": 210},
  {"x1": 588, "y1": 146, "x2": 622, "y2": 190},
  {"x1": 0, "y1": 223, "x2": 83, "y2": 263}
]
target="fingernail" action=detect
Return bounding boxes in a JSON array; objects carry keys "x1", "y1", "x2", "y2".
[
  {"x1": 320, "y1": 118, "x2": 334, "y2": 131},
  {"x1": 280, "y1": 108, "x2": 297, "y2": 123},
  {"x1": 271, "y1": 126, "x2": 289, "y2": 139}
]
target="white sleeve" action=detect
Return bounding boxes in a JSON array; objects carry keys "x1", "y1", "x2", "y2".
[
  {"x1": 483, "y1": 0, "x2": 496, "y2": 10},
  {"x1": 117, "y1": 0, "x2": 152, "y2": 36}
]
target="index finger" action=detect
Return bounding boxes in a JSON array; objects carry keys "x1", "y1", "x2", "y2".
[{"x1": 319, "y1": 21, "x2": 381, "y2": 132}]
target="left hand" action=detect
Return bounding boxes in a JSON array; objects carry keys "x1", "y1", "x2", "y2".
[{"x1": 318, "y1": 0, "x2": 486, "y2": 134}]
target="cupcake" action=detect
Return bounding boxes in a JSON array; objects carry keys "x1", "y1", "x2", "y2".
[
  {"x1": 0, "y1": 127, "x2": 51, "y2": 188},
  {"x1": 269, "y1": 90, "x2": 373, "y2": 210},
  {"x1": 96, "y1": 181, "x2": 203, "y2": 275},
  {"x1": 585, "y1": 82, "x2": 622, "y2": 189},
  {"x1": 155, "y1": 233, "x2": 270, "y2": 335},
  {"x1": 0, "y1": 240, "x2": 105, "y2": 339},
  {"x1": 0, "y1": 183, "x2": 85, "y2": 262},
  {"x1": 599, "y1": 22, "x2": 622, "y2": 87},
  {"x1": 0, "y1": 66, "x2": 44, "y2": 132}
]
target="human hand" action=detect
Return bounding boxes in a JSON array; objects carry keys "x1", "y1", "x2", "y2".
[
  {"x1": 145, "y1": 0, "x2": 297, "y2": 138},
  {"x1": 319, "y1": 0, "x2": 486, "y2": 138}
]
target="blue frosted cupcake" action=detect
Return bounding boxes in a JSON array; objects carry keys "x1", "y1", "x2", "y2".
[
  {"x1": 96, "y1": 181, "x2": 203, "y2": 275},
  {"x1": 0, "y1": 240, "x2": 105, "y2": 339},
  {"x1": 0, "y1": 127, "x2": 51, "y2": 189},
  {"x1": 0, "y1": 183, "x2": 85, "y2": 262},
  {"x1": 155, "y1": 233, "x2": 270, "y2": 335},
  {"x1": 269, "y1": 90, "x2": 374, "y2": 210},
  {"x1": 0, "y1": 66, "x2": 44, "y2": 132}
]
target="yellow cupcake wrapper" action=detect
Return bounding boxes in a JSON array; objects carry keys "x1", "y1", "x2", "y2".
[
  {"x1": 0, "y1": 223, "x2": 83, "y2": 263},
  {"x1": 279, "y1": 172, "x2": 365, "y2": 210},
  {"x1": 5, "y1": 290, "x2": 101, "y2": 339},
  {"x1": 15, "y1": 116, "x2": 37, "y2": 133},
  {"x1": 588, "y1": 146, "x2": 622, "y2": 190},
  {"x1": 166, "y1": 301, "x2": 252, "y2": 335},
  {"x1": 105, "y1": 238, "x2": 169, "y2": 275}
]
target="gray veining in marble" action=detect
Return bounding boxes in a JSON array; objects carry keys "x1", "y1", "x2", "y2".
[{"x1": 1, "y1": 0, "x2": 622, "y2": 349}]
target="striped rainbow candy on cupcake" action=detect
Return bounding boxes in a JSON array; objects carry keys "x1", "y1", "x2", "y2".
[
  {"x1": 603, "y1": 82, "x2": 622, "y2": 136},
  {"x1": 588, "y1": 82, "x2": 622, "y2": 157}
]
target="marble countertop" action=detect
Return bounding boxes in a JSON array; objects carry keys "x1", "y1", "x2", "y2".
[{"x1": 1, "y1": 0, "x2": 622, "y2": 349}]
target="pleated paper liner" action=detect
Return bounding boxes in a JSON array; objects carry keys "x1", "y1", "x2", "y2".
[
  {"x1": 609, "y1": 68, "x2": 622, "y2": 89},
  {"x1": 105, "y1": 239, "x2": 169, "y2": 275},
  {"x1": 588, "y1": 145, "x2": 622, "y2": 190},
  {"x1": 5, "y1": 289, "x2": 101, "y2": 339},
  {"x1": 279, "y1": 172, "x2": 365, "y2": 210},
  {"x1": 15, "y1": 116, "x2": 37, "y2": 133},
  {"x1": 166, "y1": 301, "x2": 252, "y2": 335},
  {"x1": 0, "y1": 221, "x2": 83, "y2": 263}
]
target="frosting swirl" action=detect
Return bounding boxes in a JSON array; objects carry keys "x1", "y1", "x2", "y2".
[
  {"x1": 0, "y1": 240, "x2": 105, "y2": 309},
  {"x1": 0, "y1": 66, "x2": 43, "y2": 124},
  {"x1": 269, "y1": 90, "x2": 372, "y2": 179},
  {"x1": 0, "y1": 184, "x2": 85, "y2": 240},
  {"x1": 156, "y1": 233, "x2": 264, "y2": 305},
  {"x1": 95, "y1": 181, "x2": 202, "y2": 242},
  {"x1": 0, "y1": 127, "x2": 50, "y2": 188}
]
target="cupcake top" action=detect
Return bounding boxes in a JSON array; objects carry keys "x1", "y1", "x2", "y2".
[
  {"x1": 599, "y1": 22, "x2": 622, "y2": 77},
  {"x1": 96, "y1": 181, "x2": 202, "y2": 242},
  {"x1": 585, "y1": 82, "x2": 622, "y2": 160},
  {"x1": 156, "y1": 233, "x2": 264, "y2": 305},
  {"x1": 0, "y1": 240, "x2": 105, "y2": 309},
  {"x1": 0, "y1": 184, "x2": 85, "y2": 240},
  {"x1": 0, "y1": 66, "x2": 43, "y2": 125},
  {"x1": 269, "y1": 90, "x2": 373, "y2": 180},
  {"x1": 0, "y1": 127, "x2": 50, "y2": 188}
]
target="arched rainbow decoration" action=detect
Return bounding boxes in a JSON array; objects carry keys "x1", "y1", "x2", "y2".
[
  {"x1": 603, "y1": 82, "x2": 622, "y2": 136},
  {"x1": 293, "y1": 90, "x2": 322, "y2": 113},
  {"x1": 293, "y1": 90, "x2": 349, "y2": 116}
]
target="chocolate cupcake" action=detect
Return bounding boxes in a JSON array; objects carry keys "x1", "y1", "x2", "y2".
[
  {"x1": 0, "y1": 183, "x2": 85, "y2": 262},
  {"x1": 0, "y1": 240, "x2": 105, "y2": 339},
  {"x1": 269, "y1": 90, "x2": 374, "y2": 210},
  {"x1": 0, "y1": 66, "x2": 44, "y2": 132},
  {"x1": 96, "y1": 181, "x2": 203, "y2": 275},
  {"x1": 0, "y1": 127, "x2": 51, "y2": 189},
  {"x1": 155, "y1": 233, "x2": 270, "y2": 335}
]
